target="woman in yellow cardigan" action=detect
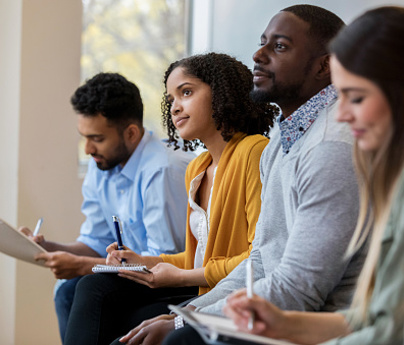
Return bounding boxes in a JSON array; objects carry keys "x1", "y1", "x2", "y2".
[
  {"x1": 102, "y1": 53, "x2": 276, "y2": 345},
  {"x1": 63, "y1": 53, "x2": 277, "y2": 345},
  {"x1": 160, "y1": 132, "x2": 266, "y2": 295},
  {"x1": 108, "y1": 53, "x2": 275, "y2": 294}
]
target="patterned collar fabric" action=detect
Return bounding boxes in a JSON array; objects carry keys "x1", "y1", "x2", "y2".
[{"x1": 277, "y1": 84, "x2": 338, "y2": 154}]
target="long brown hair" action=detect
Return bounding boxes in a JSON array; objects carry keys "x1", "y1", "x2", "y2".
[{"x1": 329, "y1": 6, "x2": 404, "y2": 323}]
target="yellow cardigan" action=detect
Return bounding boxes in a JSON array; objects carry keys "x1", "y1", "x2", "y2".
[{"x1": 160, "y1": 133, "x2": 268, "y2": 294}]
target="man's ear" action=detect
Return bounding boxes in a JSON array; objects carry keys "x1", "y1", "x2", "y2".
[
  {"x1": 125, "y1": 123, "x2": 142, "y2": 144},
  {"x1": 316, "y1": 54, "x2": 331, "y2": 80}
]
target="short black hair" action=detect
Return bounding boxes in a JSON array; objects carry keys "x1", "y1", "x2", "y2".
[
  {"x1": 162, "y1": 52, "x2": 277, "y2": 151},
  {"x1": 282, "y1": 4, "x2": 345, "y2": 55},
  {"x1": 71, "y1": 72, "x2": 143, "y2": 130}
]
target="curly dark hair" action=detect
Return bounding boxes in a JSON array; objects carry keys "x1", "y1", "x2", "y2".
[
  {"x1": 161, "y1": 52, "x2": 277, "y2": 151},
  {"x1": 71, "y1": 72, "x2": 143, "y2": 131}
]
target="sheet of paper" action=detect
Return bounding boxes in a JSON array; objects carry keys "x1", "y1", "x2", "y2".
[
  {"x1": 0, "y1": 218, "x2": 47, "y2": 267},
  {"x1": 169, "y1": 305, "x2": 299, "y2": 345}
]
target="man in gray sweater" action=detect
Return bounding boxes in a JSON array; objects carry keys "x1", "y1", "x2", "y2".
[
  {"x1": 186, "y1": 4, "x2": 365, "y2": 315},
  {"x1": 114, "y1": 5, "x2": 367, "y2": 345}
]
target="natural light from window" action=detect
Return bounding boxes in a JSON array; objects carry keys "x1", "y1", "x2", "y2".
[{"x1": 78, "y1": 0, "x2": 189, "y2": 174}]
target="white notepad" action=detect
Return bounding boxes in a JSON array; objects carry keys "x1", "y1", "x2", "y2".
[
  {"x1": 92, "y1": 264, "x2": 151, "y2": 273},
  {"x1": 169, "y1": 305, "x2": 300, "y2": 345},
  {"x1": 0, "y1": 218, "x2": 47, "y2": 267}
]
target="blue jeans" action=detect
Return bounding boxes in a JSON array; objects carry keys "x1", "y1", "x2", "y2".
[{"x1": 53, "y1": 276, "x2": 83, "y2": 343}]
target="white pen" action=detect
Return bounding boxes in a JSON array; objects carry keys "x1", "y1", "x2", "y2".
[
  {"x1": 246, "y1": 258, "x2": 255, "y2": 330},
  {"x1": 33, "y1": 217, "x2": 43, "y2": 236}
]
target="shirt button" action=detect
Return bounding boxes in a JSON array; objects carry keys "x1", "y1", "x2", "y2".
[
  {"x1": 299, "y1": 127, "x2": 304, "y2": 131},
  {"x1": 120, "y1": 190, "x2": 124, "y2": 194}
]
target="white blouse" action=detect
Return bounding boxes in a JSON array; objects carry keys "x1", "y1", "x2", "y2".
[{"x1": 188, "y1": 167, "x2": 217, "y2": 268}]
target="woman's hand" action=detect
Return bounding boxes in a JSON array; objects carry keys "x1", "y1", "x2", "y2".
[
  {"x1": 224, "y1": 289, "x2": 350, "y2": 345},
  {"x1": 118, "y1": 314, "x2": 175, "y2": 345},
  {"x1": 118, "y1": 262, "x2": 186, "y2": 288},
  {"x1": 106, "y1": 242, "x2": 143, "y2": 265},
  {"x1": 223, "y1": 288, "x2": 287, "y2": 339}
]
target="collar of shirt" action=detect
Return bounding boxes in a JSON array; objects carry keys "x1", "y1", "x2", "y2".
[
  {"x1": 277, "y1": 84, "x2": 337, "y2": 155},
  {"x1": 103, "y1": 129, "x2": 151, "y2": 181}
]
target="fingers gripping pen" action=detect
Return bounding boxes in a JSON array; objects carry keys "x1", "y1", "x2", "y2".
[{"x1": 112, "y1": 216, "x2": 126, "y2": 264}]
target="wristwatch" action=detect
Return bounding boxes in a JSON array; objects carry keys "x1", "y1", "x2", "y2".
[{"x1": 174, "y1": 315, "x2": 185, "y2": 330}]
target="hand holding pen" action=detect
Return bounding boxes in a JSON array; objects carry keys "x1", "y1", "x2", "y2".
[
  {"x1": 19, "y1": 217, "x2": 44, "y2": 245},
  {"x1": 106, "y1": 242, "x2": 143, "y2": 265},
  {"x1": 224, "y1": 287, "x2": 287, "y2": 337},
  {"x1": 112, "y1": 216, "x2": 126, "y2": 264}
]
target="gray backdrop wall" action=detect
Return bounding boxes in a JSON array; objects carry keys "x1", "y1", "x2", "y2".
[{"x1": 191, "y1": 0, "x2": 404, "y2": 68}]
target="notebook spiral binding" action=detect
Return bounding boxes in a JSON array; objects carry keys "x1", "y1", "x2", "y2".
[{"x1": 92, "y1": 264, "x2": 151, "y2": 273}]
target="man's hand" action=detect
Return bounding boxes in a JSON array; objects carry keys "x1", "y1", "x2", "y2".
[
  {"x1": 117, "y1": 262, "x2": 186, "y2": 288},
  {"x1": 35, "y1": 251, "x2": 88, "y2": 279},
  {"x1": 19, "y1": 226, "x2": 45, "y2": 246},
  {"x1": 118, "y1": 314, "x2": 175, "y2": 345}
]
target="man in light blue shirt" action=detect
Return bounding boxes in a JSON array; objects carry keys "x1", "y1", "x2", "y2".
[
  {"x1": 78, "y1": 130, "x2": 189, "y2": 257},
  {"x1": 24, "y1": 72, "x2": 192, "y2": 342}
]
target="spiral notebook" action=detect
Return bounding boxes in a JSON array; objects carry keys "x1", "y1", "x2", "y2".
[{"x1": 92, "y1": 264, "x2": 151, "y2": 273}]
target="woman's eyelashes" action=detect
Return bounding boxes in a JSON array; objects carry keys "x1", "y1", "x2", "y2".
[
  {"x1": 182, "y1": 88, "x2": 192, "y2": 97},
  {"x1": 167, "y1": 88, "x2": 192, "y2": 104},
  {"x1": 351, "y1": 96, "x2": 365, "y2": 104},
  {"x1": 339, "y1": 90, "x2": 366, "y2": 105}
]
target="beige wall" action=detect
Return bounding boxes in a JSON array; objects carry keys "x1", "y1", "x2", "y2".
[
  {"x1": 0, "y1": 1, "x2": 21, "y2": 343},
  {"x1": 0, "y1": 0, "x2": 83, "y2": 344}
]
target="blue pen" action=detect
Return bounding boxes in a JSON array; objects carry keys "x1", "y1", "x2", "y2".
[{"x1": 112, "y1": 216, "x2": 126, "y2": 264}]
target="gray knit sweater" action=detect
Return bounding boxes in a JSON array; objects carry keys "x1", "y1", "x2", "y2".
[{"x1": 191, "y1": 99, "x2": 366, "y2": 315}]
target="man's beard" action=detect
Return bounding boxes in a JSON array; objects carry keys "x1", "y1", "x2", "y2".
[
  {"x1": 250, "y1": 80, "x2": 303, "y2": 106},
  {"x1": 94, "y1": 140, "x2": 131, "y2": 171},
  {"x1": 251, "y1": 58, "x2": 313, "y2": 106}
]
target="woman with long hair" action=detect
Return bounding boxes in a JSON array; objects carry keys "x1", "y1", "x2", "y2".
[
  {"x1": 64, "y1": 52, "x2": 276, "y2": 345},
  {"x1": 223, "y1": 7, "x2": 404, "y2": 345}
]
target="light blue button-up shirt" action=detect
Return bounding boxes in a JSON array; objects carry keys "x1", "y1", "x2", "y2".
[{"x1": 76, "y1": 130, "x2": 194, "y2": 257}]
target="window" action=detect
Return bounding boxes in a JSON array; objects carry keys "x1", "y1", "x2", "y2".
[{"x1": 78, "y1": 0, "x2": 190, "y2": 174}]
